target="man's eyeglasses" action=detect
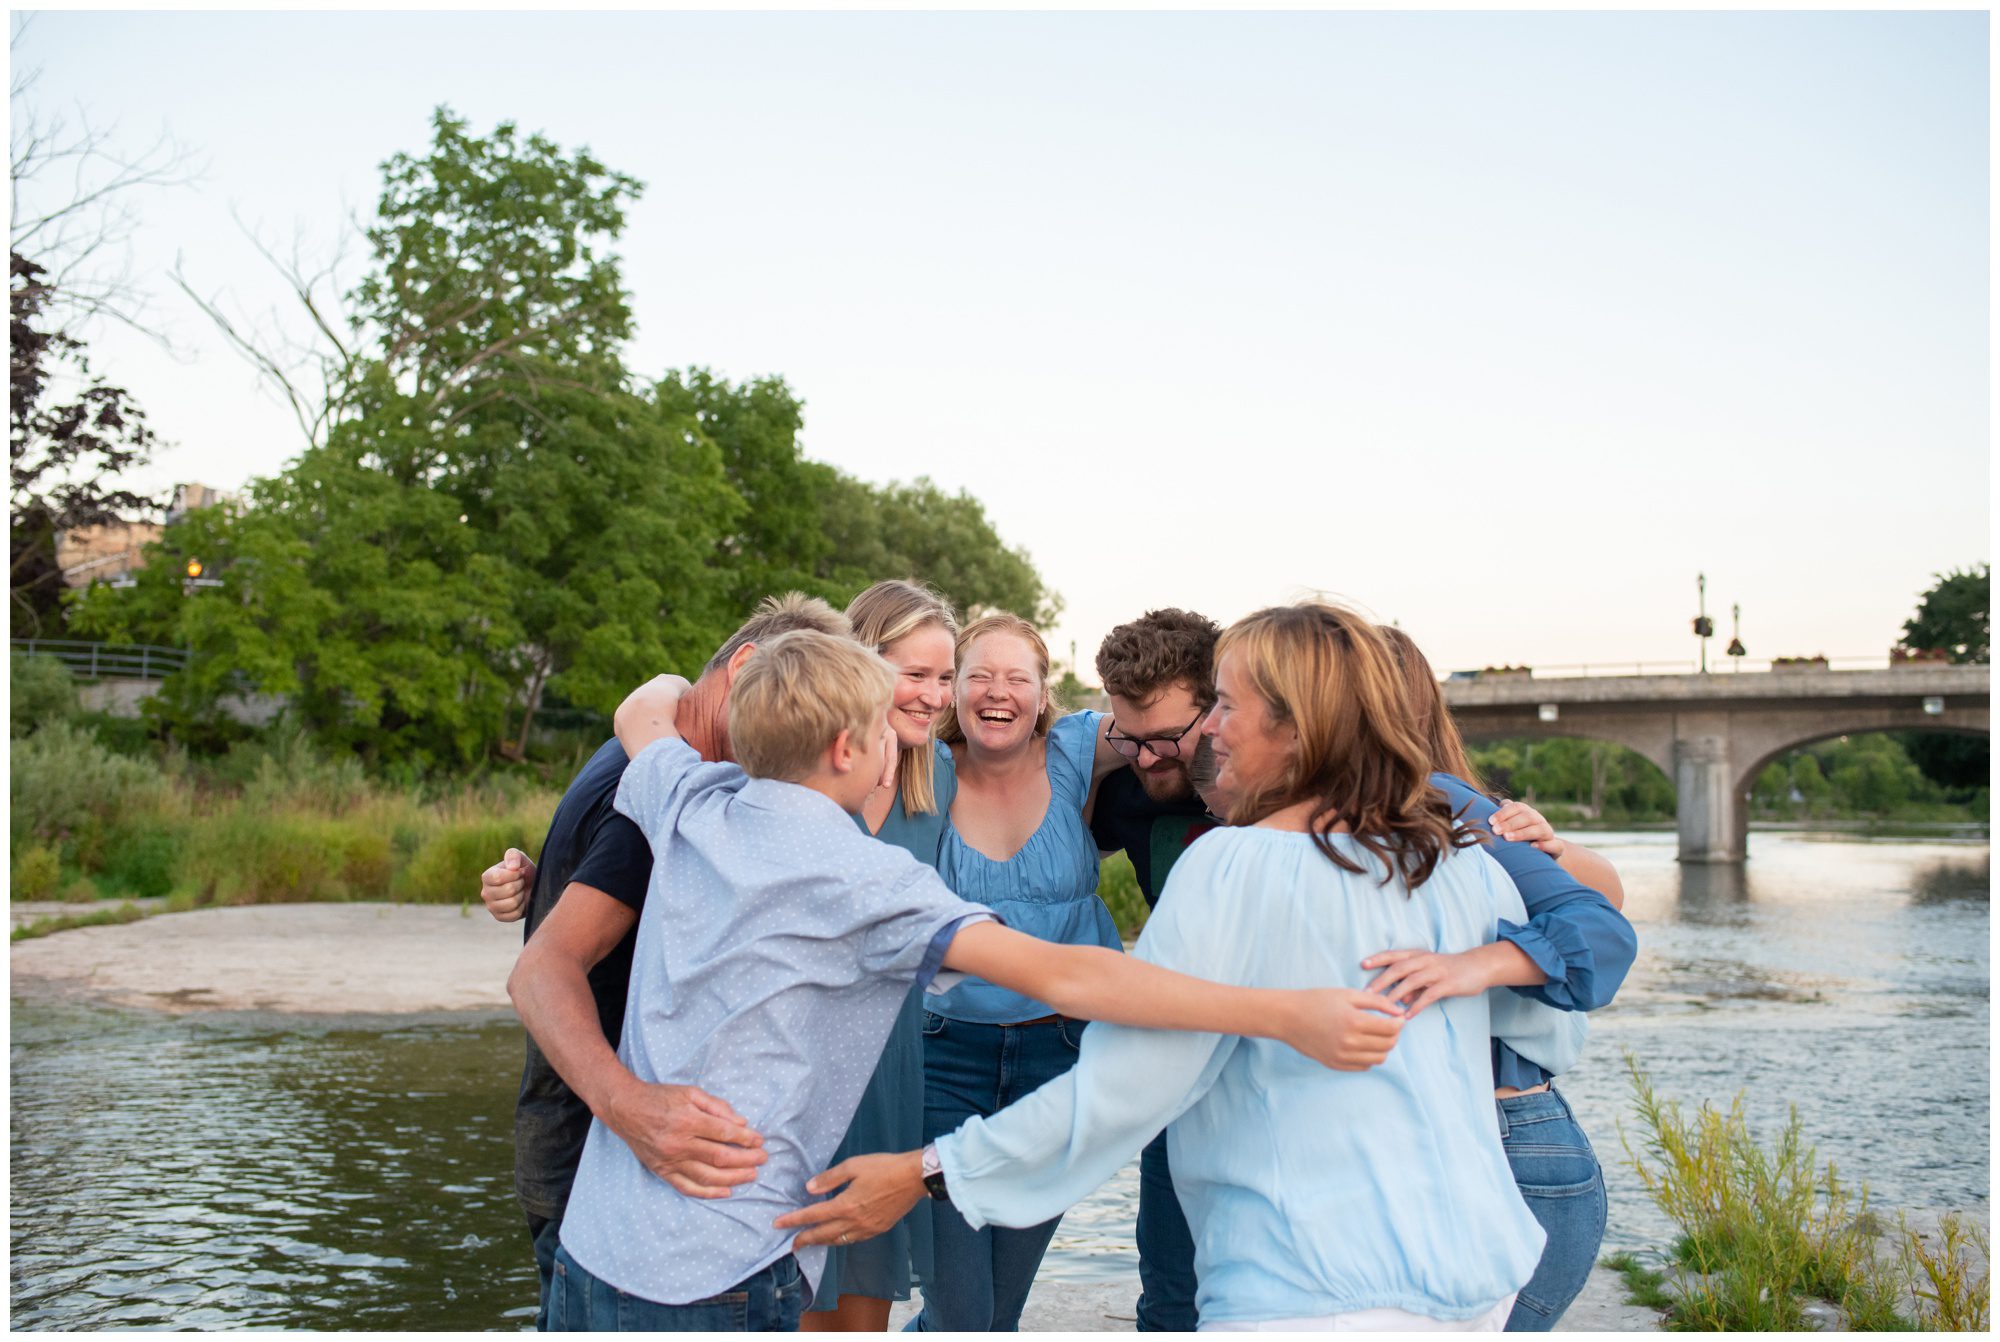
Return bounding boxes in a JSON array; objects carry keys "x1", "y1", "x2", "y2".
[{"x1": 1104, "y1": 711, "x2": 1207, "y2": 760}]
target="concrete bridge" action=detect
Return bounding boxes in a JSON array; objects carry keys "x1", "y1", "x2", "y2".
[{"x1": 1443, "y1": 665, "x2": 1990, "y2": 863}]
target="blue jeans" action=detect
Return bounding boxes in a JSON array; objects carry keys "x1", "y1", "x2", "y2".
[
  {"x1": 1498, "y1": 1087, "x2": 1607, "y2": 1331},
  {"x1": 548, "y1": 1243, "x2": 807, "y2": 1331},
  {"x1": 1134, "y1": 1130, "x2": 1200, "y2": 1331},
  {"x1": 908, "y1": 1014, "x2": 1084, "y2": 1331},
  {"x1": 528, "y1": 1210, "x2": 565, "y2": 1331}
]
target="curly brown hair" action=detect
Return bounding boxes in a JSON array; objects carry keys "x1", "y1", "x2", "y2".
[{"x1": 1095, "y1": 608, "x2": 1222, "y2": 708}]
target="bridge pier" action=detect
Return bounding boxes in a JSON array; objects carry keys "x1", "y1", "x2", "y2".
[{"x1": 1673, "y1": 731, "x2": 1744, "y2": 864}]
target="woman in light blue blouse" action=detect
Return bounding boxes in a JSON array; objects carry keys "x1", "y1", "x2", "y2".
[
  {"x1": 907, "y1": 611, "x2": 1126, "y2": 1333},
  {"x1": 790, "y1": 602, "x2": 1573, "y2": 1331}
]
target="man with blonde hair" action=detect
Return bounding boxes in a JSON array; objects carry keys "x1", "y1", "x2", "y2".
[{"x1": 482, "y1": 593, "x2": 851, "y2": 1329}]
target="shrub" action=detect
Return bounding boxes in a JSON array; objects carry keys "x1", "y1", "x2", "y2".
[
  {"x1": 393, "y1": 813, "x2": 548, "y2": 904},
  {"x1": 1620, "y1": 1055, "x2": 1990, "y2": 1331},
  {"x1": 11, "y1": 654, "x2": 78, "y2": 736},
  {"x1": 10, "y1": 722, "x2": 169, "y2": 845},
  {"x1": 77, "y1": 709, "x2": 159, "y2": 759},
  {"x1": 179, "y1": 810, "x2": 394, "y2": 904},
  {"x1": 10, "y1": 845, "x2": 61, "y2": 900},
  {"x1": 1098, "y1": 851, "x2": 1148, "y2": 939},
  {"x1": 97, "y1": 822, "x2": 184, "y2": 900}
]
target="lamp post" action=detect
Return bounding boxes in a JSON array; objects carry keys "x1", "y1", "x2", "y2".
[
  {"x1": 1726, "y1": 603, "x2": 1746, "y2": 672},
  {"x1": 1692, "y1": 573, "x2": 1714, "y2": 673}
]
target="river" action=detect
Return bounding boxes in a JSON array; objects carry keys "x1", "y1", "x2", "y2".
[{"x1": 9, "y1": 832, "x2": 1987, "y2": 1328}]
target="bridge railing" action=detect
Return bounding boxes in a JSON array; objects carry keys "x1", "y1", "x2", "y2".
[
  {"x1": 1451, "y1": 655, "x2": 1910, "y2": 680},
  {"x1": 11, "y1": 639, "x2": 191, "y2": 681}
]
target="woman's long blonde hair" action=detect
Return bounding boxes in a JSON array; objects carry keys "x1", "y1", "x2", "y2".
[
  {"x1": 845, "y1": 580, "x2": 959, "y2": 815},
  {"x1": 936, "y1": 612, "x2": 1063, "y2": 745},
  {"x1": 1216, "y1": 602, "x2": 1476, "y2": 890}
]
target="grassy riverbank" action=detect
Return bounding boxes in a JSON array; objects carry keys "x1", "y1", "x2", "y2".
[
  {"x1": 11, "y1": 715, "x2": 556, "y2": 912},
  {"x1": 1612, "y1": 1058, "x2": 1989, "y2": 1331}
]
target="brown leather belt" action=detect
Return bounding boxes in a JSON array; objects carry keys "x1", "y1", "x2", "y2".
[{"x1": 999, "y1": 1014, "x2": 1063, "y2": 1028}]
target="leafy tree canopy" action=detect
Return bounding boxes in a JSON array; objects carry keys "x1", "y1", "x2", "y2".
[
  {"x1": 1900, "y1": 564, "x2": 1988, "y2": 664},
  {"x1": 10, "y1": 251, "x2": 164, "y2": 636},
  {"x1": 75, "y1": 109, "x2": 1058, "y2": 768}
]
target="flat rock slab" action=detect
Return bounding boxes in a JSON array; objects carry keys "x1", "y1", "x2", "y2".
[{"x1": 10, "y1": 902, "x2": 520, "y2": 1016}]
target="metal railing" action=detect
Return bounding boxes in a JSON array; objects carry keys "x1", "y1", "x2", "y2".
[
  {"x1": 10, "y1": 639, "x2": 190, "y2": 681},
  {"x1": 1451, "y1": 655, "x2": 1926, "y2": 681}
]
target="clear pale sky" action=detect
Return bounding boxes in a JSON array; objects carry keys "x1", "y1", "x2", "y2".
[{"x1": 13, "y1": 10, "x2": 1990, "y2": 678}]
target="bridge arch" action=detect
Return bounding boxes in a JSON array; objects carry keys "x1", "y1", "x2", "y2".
[
  {"x1": 1442, "y1": 664, "x2": 1990, "y2": 862},
  {"x1": 1452, "y1": 726, "x2": 1677, "y2": 818}
]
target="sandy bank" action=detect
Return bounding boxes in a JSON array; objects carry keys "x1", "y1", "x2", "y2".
[{"x1": 9, "y1": 902, "x2": 520, "y2": 1015}]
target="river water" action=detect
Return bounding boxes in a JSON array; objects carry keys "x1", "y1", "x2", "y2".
[{"x1": 10, "y1": 833, "x2": 1988, "y2": 1328}]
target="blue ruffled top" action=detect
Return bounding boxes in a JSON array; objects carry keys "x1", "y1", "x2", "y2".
[{"x1": 927, "y1": 711, "x2": 1120, "y2": 1023}]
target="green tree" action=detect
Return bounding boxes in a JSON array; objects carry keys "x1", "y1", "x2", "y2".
[
  {"x1": 1900, "y1": 564, "x2": 1988, "y2": 663},
  {"x1": 10, "y1": 252, "x2": 164, "y2": 635},
  {"x1": 1791, "y1": 754, "x2": 1830, "y2": 815},
  {"x1": 75, "y1": 110, "x2": 737, "y2": 765},
  {"x1": 821, "y1": 475, "x2": 1060, "y2": 626}
]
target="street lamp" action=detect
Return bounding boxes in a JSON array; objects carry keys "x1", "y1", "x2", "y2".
[
  {"x1": 1726, "y1": 602, "x2": 1746, "y2": 671},
  {"x1": 1692, "y1": 573, "x2": 1714, "y2": 673}
]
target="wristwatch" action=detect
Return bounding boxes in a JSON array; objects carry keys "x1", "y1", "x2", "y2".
[{"x1": 920, "y1": 1143, "x2": 950, "y2": 1203}]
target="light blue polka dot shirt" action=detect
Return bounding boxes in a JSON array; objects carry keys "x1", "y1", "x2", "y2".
[{"x1": 559, "y1": 738, "x2": 992, "y2": 1306}]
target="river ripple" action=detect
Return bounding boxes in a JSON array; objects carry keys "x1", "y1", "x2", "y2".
[{"x1": 10, "y1": 833, "x2": 1988, "y2": 1326}]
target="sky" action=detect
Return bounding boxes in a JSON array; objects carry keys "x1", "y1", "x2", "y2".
[{"x1": 12, "y1": 9, "x2": 1990, "y2": 679}]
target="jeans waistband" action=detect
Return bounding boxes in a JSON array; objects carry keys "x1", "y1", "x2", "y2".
[{"x1": 1495, "y1": 1084, "x2": 1573, "y2": 1137}]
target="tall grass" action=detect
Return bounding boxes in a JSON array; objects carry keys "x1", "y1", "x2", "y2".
[
  {"x1": 9, "y1": 716, "x2": 554, "y2": 908},
  {"x1": 1621, "y1": 1055, "x2": 1989, "y2": 1330}
]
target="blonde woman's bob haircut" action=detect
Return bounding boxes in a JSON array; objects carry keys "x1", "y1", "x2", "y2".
[
  {"x1": 936, "y1": 611, "x2": 1063, "y2": 744},
  {"x1": 845, "y1": 580, "x2": 959, "y2": 815},
  {"x1": 727, "y1": 629, "x2": 897, "y2": 784},
  {"x1": 1214, "y1": 601, "x2": 1476, "y2": 891}
]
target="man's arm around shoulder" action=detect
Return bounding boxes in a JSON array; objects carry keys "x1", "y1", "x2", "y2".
[{"x1": 507, "y1": 880, "x2": 766, "y2": 1198}]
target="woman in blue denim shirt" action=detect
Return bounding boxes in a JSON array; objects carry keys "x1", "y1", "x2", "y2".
[{"x1": 1379, "y1": 628, "x2": 1629, "y2": 1331}]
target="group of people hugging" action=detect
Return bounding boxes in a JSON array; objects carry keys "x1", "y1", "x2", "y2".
[{"x1": 477, "y1": 581, "x2": 1639, "y2": 1333}]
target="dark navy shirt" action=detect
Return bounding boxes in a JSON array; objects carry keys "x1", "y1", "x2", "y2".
[
  {"x1": 514, "y1": 736, "x2": 655, "y2": 1220},
  {"x1": 1088, "y1": 766, "x2": 1218, "y2": 909}
]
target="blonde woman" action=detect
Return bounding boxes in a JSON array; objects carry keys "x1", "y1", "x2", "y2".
[{"x1": 805, "y1": 580, "x2": 960, "y2": 1331}]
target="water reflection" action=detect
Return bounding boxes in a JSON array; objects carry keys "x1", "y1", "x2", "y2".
[
  {"x1": 1671, "y1": 862, "x2": 1751, "y2": 923},
  {"x1": 1911, "y1": 856, "x2": 1991, "y2": 905}
]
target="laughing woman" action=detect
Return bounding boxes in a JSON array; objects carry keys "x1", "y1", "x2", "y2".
[{"x1": 903, "y1": 611, "x2": 1123, "y2": 1332}]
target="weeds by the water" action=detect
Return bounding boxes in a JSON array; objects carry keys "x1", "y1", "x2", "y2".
[
  {"x1": 1620, "y1": 1055, "x2": 1989, "y2": 1330},
  {"x1": 1601, "y1": 1251, "x2": 1675, "y2": 1312},
  {"x1": 11, "y1": 901, "x2": 150, "y2": 942}
]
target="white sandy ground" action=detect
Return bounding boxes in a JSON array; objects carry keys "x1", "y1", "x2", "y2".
[
  {"x1": 9, "y1": 901, "x2": 521, "y2": 1015},
  {"x1": 7, "y1": 902, "x2": 1672, "y2": 1329}
]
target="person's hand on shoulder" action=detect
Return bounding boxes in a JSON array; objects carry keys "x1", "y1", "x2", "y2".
[
  {"x1": 1488, "y1": 799, "x2": 1565, "y2": 857},
  {"x1": 479, "y1": 847, "x2": 537, "y2": 923}
]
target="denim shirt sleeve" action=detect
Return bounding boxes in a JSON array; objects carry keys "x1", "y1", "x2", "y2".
[{"x1": 1430, "y1": 772, "x2": 1638, "y2": 1011}]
